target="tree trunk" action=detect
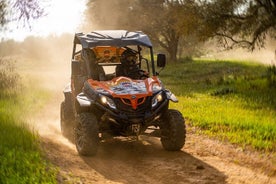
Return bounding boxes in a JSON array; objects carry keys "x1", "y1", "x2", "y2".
[
  {"x1": 168, "y1": 44, "x2": 178, "y2": 62},
  {"x1": 167, "y1": 33, "x2": 179, "y2": 62}
]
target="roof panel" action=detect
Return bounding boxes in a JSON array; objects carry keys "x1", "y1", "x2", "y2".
[{"x1": 74, "y1": 30, "x2": 152, "y2": 48}]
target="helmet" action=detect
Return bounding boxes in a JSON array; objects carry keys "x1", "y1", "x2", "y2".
[
  {"x1": 121, "y1": 49, "x2": 137, "y2": 65},
  {"x1": 122, "y1": 48, "x2": 137, "y2": 56}
]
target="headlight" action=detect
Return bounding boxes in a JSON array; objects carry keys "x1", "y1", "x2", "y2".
[
  {"x1": 152, "y1": 92, "x2": 163, "y2": 108},
  {"x1": 100, "y1": 95, "x2": 116, "y2": 110}
]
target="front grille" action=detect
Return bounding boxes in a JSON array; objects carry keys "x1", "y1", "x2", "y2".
[{"x1": 114, "y1": 97, "x2": 152, "y2": 118}]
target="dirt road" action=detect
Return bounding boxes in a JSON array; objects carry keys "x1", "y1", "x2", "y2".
[{"x1": 31, "y1": 61, "x2": 275, "y2": 184}]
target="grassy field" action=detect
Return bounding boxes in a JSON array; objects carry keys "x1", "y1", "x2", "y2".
[
  {"x1": 160, "y1": 58, "x2": 276, "y2": 151},
  {"x1": 0, "y1": 59, "x2": 57, "y2": 183}
]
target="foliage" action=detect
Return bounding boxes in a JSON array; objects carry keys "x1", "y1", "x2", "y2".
[
  {"x1": 0, "y1": 58, "x2": 19, "y2": 93},
  {"x1": 0, "y1": 0, "x2": 7, "y2": 25},
  {"x1": 160, "y1": 59, "x2": 276, "y2": 151},
  {"x1": 0, "y1": 0, "x2": 45, "y2": 30},
  {"x1": 86, "y1": 0, "x2": 275, "y2": 60},
  {"x1": 86, "y1": 0, "x2": 203, "y2": 61},
  {"x1": 266, "y1": 63, "x2": 276, "y2": 87},
  {"x1": 200, "y1": 0, "x2": 276, "y2": 50}
]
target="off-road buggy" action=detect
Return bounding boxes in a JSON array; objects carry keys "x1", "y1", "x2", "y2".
[{"x1": 60, "y1": 30, "x2": 186, "y2": 156}]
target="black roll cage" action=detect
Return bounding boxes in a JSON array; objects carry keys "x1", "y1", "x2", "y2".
[{"x1": 71, "y1": 30, "x2": 156, "y2": 76}]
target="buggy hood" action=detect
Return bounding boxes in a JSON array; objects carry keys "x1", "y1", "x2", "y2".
[{"x1": 86, "y1": 76, "x2": 163, "y2": 109}]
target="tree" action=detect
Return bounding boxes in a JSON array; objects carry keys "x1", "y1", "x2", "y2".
[
  {"x1": 85, "y1": 0, "x2": 202, "y2": 62},
  {"x1": 199, "y1": 0, "x2": 276, "y2": 50},
  {"x1": 0, "y1": 0, "x2": 44, "y2": 29},
  {"x1": 0, "y1": 0, "x2": 7, "y2": 26},
  {"x1": 86, "y1": 0, "x2": 276, "y2": 60},
  {"x1": 133, "y1": 0, "x2": 182, "y2": 61}
]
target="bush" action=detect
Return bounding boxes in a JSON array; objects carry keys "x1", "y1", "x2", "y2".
[
  {"x1": 0, "y1": 58, "x2": 19, "y2": 91},
  {"x1": 266, "y1": 63, "x2": 276, "y2": 88}
]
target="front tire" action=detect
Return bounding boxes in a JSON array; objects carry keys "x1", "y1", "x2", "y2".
[
  {"x1": 75, "y1": 113, "x2": 99, "y2": 156},
  {"x1": 160, "y1": 109, "x2": 186, "y2": 151}
]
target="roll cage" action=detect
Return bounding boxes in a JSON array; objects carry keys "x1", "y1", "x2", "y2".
[{"x1": 71, "y1": 30, "x2": 157, "y2": 76}]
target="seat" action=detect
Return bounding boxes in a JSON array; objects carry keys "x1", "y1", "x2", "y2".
[{"x1": 81, "y1": 48, "x2": 106, "y2": 81}]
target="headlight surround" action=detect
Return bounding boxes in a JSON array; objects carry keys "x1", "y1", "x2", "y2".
[
  {"x1": 99, "y1": 94, "x2": 116, "y2": 110},
  {"x1": 152, "y1": 91, "x2": 163, "y2": 108}
]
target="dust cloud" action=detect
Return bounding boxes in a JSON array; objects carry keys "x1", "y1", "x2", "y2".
[
  {"x1": 23, "y1": 34, "x2": 74, "y2": 145},
  {"x1": 0, "y1": 33, "x2": 75, "y2": 148},
  {"x1": 211, "y1": 48, "x2": 276, "y2": 65},
  {"x1": 203, "y1": 39, "x2": 276, "y2": 65}
]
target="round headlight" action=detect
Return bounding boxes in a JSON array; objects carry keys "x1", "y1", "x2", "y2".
[
  {"x1": 101, "y1": 96, "x2": 107, "y2": 104},
  {"x1": 152, "y1": 92, "x2": 163, "y2": 108},
  {"x1": 100, "y1": 95, "x2": 116, "y2": 110},
  {"x1": 156, "y1": 93, "x2": 163, "y2": 102}
]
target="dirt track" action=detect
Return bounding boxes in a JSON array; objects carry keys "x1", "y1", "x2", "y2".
[{"x1": 32, "y1": 62, "x2": 275, "y2": 184}]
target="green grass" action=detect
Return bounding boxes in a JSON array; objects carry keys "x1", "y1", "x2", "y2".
[
  {"x1": 0, "y1": 116, "x2": 57, "y2": 183},
  {"x1": 0, "y1": 60, "x2": 57, "y2": 183},
  {"x1": 160, "y1": 59, "x2": 276, "y2": 151}
]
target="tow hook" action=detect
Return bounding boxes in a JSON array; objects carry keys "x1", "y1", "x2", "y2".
[{"x1": 132, "y1": 124, "x2": 141, "y2": 135}]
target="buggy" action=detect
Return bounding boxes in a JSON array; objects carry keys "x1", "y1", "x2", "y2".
[{"x1": 60, "y1": 30, "x2": 186, "y2": 156}]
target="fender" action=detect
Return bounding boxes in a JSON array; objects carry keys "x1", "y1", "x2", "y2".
[
  {"x1": 76, "y1": 92, "x2": 94, "y2": 107},
  {"x1": 63, "y1": 84, "x2": 73, "y2": 103},
  {"x1": 165, "y1": 89, "x2": 178, "y2": 103},
  {"x1": 63, "y1": 83, "x2": 71, "y2": 94}
]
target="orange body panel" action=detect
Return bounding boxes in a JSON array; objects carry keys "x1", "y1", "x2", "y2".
[
  {"x1": 88, "y1": 76, "x2": 161, "y2": 110},
  {"x1": 92, "y1": 46, "x2": 125, "y2": 58}
]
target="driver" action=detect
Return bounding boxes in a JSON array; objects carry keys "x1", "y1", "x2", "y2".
[{"x1": 116, "y1": 49, "x2": 148, "y2": 79}]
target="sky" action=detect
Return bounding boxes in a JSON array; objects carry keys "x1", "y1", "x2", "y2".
[{"x1": 1, "y1": 0, "x2": 87, "y2": 41}]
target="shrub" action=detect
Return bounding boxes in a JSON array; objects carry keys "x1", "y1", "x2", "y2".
[
  {"x1": 0, "y1": 58, "x2": 19, "y2": 91},
  {"x1": 266, "y1": 63, "x2": 276, "y2": 88}
]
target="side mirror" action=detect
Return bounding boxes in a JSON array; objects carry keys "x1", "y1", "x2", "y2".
[
  {"x1": 157, "y1": 54, "x2": 166, "y2": 67},
  {"x1": 71, "y1": 60, "x2": 81, "y2": 76}
]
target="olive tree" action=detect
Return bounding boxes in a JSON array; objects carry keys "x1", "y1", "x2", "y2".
[
  {"x1": 199, "y1": 0, "x2": 276, "y2": 50},
  {"x1": 86, "y1": 0, "x2": 275, "y2": 60},
  {"x1": 86, "y1": 0, "x2": 201, "y2": 62},
  {"x1": 0, "y1": 0, "x2": 44, "y2": 29}
]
